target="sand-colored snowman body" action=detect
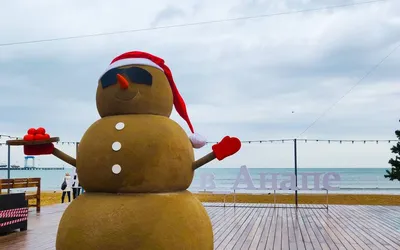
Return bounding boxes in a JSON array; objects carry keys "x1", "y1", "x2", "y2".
[
  {"x1": 55, "y1": 52, "x2": 224, "y2": 250},
  {"x1": 51, "y1": 52, "x2": 241, "y2": 250},
  {"x1": 76, "y1": 115, "x2": 195, "y2": 193},
  {"x1": 56, "y1": 115, "x2": 214, "y2": 249}
]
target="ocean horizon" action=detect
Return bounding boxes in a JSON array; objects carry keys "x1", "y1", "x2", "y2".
[{"x1": 1, "y1": 167, "x2": 399, "y2": 195}]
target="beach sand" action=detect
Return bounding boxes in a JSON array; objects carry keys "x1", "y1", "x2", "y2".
[{"x1": 30, "y1": 191, "x2": 400, "y2": 207}]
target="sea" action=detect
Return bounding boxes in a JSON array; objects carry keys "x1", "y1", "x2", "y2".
[{"x1": 1, "y1": 167, "x2": 399, "y2": 195}]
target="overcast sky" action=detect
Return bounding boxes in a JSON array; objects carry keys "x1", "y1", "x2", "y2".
[{"x1": 0, "y1": 0, "x2": 399, "y2": 169}]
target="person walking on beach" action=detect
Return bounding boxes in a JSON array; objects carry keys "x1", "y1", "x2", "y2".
[
  {"x1": 72, "y1": 169, "x2": 81, "y2": 199},
  {"x1": 61, "y1": 173, "x2": 72, "y2": 203}
]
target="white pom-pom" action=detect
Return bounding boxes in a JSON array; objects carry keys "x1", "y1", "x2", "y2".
[{"x1": 189, "y1": 133, "x2": 207, "y2": 149}]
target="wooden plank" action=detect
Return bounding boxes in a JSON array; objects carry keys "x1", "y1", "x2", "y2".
[
  {"x1": 262, "y1": 207, "x2": 278, "y2": 250},
  {"x1": 1, "y1": 178, "x2": 40, "y2": 183},
  {"x1": 287, "y1": 208, "x2": 306, "y2": 250},
  {"x1": 326, "y1": 205, "x2": 378, "y2": 249},
  {"x1": 209, "y1": 206, "x2": 240, "y2": 237},
  {"x1": 281, "y1": 208, "x2": 290, "y2": 250},
  {"x1": 3, "y1": 183, "x2": 39, "y2": 189},
  {"x1": 317, "y1": 205, "x2": 357, "y2": 249},
  {"x1": 298, "y1": 207, "x2": 323, "y2": 250},
  {"x1": 6, "y1": 137, "x2": 59, "y2": 146},
  {"x1": 212, "y1": 206, "x2": 249, "y2": 238},
  {"x1": 28, "y1": 178, "x2": 41, "y2": 182},
  {"x1": 25, "y1": 194, "x2": 38, "y2": 198},
  {"x1": 210, "y1": 207, "x2": 238, "y2": 231},
  {"x1": 1, "y1": 178, "x2": 40, "y2": 189},
  {"x1": 215, "y1": 205, "x2": 260, "y2": 249},
  {"x1": 240, "y1": 206, "x2": 271, "y2": 249},
  {"x1": 1, "y1": 203, "x2": 400, "y2": 250},
  {"x1": 203, "y1": 205, "x2": 224, "y2": 219},
  {"x1": 307, "y1": 205, "x2": 340, "y2": 250},
  {"x1": 213, "y1": 207, "x2": 251, "y2": 245},
  {"x1": 311, "y1": 205, "x2": 357, "y2": 250},
  {"x1": 228, "y1": 207, "x2": 263, "y2": 249},
  {"x1": 292, "y1": 207, "x2": 315, "y2": 250},
  {"x1": 334, "y1": 205, "x2": 391, "y2": 249},
  {"x1": 335, "y1": 205, "x2": 398, "y2": 249},
  {"x1": 205, "y1": 205, "x2": 230, "y2": 229},
  {"x1": 0, "y1": 179, "x2": 14, "y2": 184},
  {"x1": 265, "y1": 209, "x2": 281, "y2": 250},
  {"x1": 12, "y1": 178, "x2": 30, "y2": 182},
  {"x1": 302, "y1": 206, "x2": 329, "y2": 249},
  {"x1": 323, "y1": 206, "x2": 371, "y2": 249},
  {"x1": 357, "y1": 205, "x2": 400, "y2": 233}
]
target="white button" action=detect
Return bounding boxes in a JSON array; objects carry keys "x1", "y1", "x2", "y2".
[
  {"x1": 115, "y1": 122, "x2": 125, "y2": 130},
  {"x1": 112, "y1": 142, "x2": 121, "y2": 151},
  {"x1": 112, "y1": 164, "x2": 121, "y2": 174}
]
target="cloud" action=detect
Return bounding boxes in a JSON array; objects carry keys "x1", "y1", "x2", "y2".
[
  {"x1": 0, "y1": 0, "x2": 399, "y2": 170},
  {"x1": 150, "y1": 5, "x2": 186, "y2": 27}
]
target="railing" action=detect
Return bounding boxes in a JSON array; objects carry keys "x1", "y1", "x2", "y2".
[{"x1": 194, "y1": 188, "x2": 329, "y2": 209}]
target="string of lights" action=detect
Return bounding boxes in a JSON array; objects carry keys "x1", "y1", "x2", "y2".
[
  {"x1": 55, "y1": 141, "x2": 79, "y2": 145},
  {"x1": 205, "y1": 139, "x2": 398, "y2": 144},
  {"x1": 0, "y1": 137, "x2": 397, "y2": 146},
  {"x1": 0, "y1": 0, "x2": 386, "y2": 48}
]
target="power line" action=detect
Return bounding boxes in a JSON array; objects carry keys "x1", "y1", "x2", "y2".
[
  {"x1": 297, "y1": 41, "x2": 400, "y2": 138},
  {"x1": 0, "y1": 0, "x2": 386, "y2": 48}
]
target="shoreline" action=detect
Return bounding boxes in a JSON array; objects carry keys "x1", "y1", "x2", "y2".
[{"x1": 29, "y1": 191, "x2": 400, "y2": 207}]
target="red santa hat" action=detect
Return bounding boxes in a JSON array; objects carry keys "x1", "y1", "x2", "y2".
[{"x1": 102, "y1": 51, "x2": 206, "y2": 149}]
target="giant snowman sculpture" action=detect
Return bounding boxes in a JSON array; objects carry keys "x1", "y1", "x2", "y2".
[{"x1": 21, "y1": 51, "x2": 242, "y2": 250}]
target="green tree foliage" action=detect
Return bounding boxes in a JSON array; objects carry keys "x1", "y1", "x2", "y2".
[{"x1": 385, "y1": 120, "x2": 400, "y2": 181}]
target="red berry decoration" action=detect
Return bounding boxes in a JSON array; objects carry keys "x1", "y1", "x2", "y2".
[
  {"x1": 43, "y1": 134, "x2": 50, "y2": 139},
  {"x1": 36, "y1": 127, "x2": 46, "y2": 135},
  {"x1": 24, "y1": 134, "x2": 34, "y2": 141},
  {"x1": 27, "y1": 128, "x2": 36, "y2": 135},
  {"x1": 34, "y1": 134, "x2": 45, "y2": 140}
]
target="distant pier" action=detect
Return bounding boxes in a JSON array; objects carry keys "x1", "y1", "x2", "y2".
[{"x1": 0, "y1": 167, "x2": 65, "y2": 170}]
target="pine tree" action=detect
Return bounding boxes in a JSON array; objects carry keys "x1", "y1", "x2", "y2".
[{"x1": 385, "y1": 120, "x2": 400, "y2": 181}]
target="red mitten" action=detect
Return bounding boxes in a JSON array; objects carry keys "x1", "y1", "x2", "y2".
[
  {"x1": 24, "y1": 143, "x2": 54, "y2": 155},
  {"x1": 212, "y1": 136, "x2": 241, "y2": 161}
]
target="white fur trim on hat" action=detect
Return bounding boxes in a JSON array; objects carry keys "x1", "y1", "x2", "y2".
[
  {"x1": 189, "y1": 133, "x2": 207, "y2": 149},
  {"x1": 99, "y1": 58, "x2": 164, "y2": 80}
]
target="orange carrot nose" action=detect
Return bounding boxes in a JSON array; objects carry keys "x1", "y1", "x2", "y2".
[{"x1": 116, "y1": 74, "x2": 129, "y2": 89}]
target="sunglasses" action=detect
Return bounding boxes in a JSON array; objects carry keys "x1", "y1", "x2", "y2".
[{"x1": 100, "y1": 66, "x2": 153, "y2": 88}]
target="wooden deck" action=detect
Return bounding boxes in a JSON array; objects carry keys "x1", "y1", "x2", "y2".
[{"x1": 1, "y1": 203, "x2": 400, "y2": 249}]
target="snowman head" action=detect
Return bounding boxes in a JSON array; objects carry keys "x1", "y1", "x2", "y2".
[
  {"x1": 96, "y1": 51, "x2": 206, "y2": 149},
  {"x1": 96, "y1": 59, "x2": 173, "y2": 118}
]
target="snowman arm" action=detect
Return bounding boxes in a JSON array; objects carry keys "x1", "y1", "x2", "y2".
[
  {"x1": 192, "y1": 152, "x2": 216, "y2": 170},
  {"x1": 192, "y1": 136, "x2": 242, "y2": 170},
  {"x1": 52, "y1": 147, "x2": 76, "y2": 167}
]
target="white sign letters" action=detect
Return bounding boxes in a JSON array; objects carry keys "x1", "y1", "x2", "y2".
[
  {"x1": 233, "y1": 165, "x2": 256, "y2": 190},
  {"x1": 198, "y1": 165, "x2": 341, "y2": 191},
  {"x1": 199, "y1": 173, "x2": 216, "y2": 190}
]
